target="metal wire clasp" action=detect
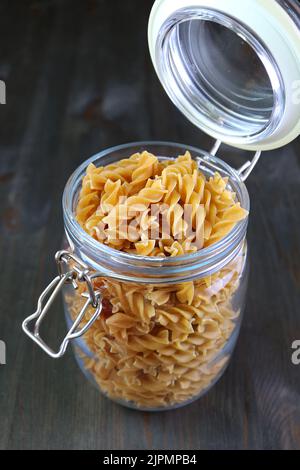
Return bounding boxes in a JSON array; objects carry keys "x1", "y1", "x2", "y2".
[
  {"x1": 208, "y1": 139, "x2": 262, "y2": 182},
  {"x1": 22, "y1": 250, "x2": 102, "y2": 358}
]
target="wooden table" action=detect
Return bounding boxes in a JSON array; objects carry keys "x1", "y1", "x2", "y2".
[{"x1": 0, "y1": 0, "x2": 299, "y2": 450}]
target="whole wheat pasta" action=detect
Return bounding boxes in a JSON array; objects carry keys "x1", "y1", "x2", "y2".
[{"x1": 66, "y1": 150, "x2": 248, "y2": 408}]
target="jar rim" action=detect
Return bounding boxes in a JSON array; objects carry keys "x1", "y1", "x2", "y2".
[
  {"x1": 150, "y1": 6, "x2": 286, "y2": 150},
  {"x1": 62, "y1": 141, "x2": 250, "y2": 282}
]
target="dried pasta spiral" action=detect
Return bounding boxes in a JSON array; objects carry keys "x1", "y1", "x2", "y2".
[{"x1": 67, "y1": 150, "x2": 248, "y2": 408}]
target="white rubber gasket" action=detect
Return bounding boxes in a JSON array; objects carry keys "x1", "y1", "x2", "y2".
[{"x1": 148, "y1": 0, "x2": 300, "y2": 151}]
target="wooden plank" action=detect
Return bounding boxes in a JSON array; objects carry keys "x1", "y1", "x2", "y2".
[{"x1": 0, "y1": 0, "x2": 299, "y2": 450}]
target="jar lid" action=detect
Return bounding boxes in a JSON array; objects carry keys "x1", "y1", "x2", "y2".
[{"x1": 148, "y1": 0, "x2": 300, "y2": 151}]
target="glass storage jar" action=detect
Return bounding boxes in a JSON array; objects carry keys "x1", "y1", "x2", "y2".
[
  {"x1": 23, "y1": 0, "x2": 300, "y2": 411},
  {"x1": 62, "y1": 142, "x2": 249, "y2": 410}
]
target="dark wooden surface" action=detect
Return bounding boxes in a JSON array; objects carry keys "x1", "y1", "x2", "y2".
[{"x1": 0, "y1": 0, "x2": 300, "y2": 450}]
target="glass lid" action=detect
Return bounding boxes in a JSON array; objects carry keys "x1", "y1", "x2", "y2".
[{"x1": 148, "y1": 0, "x2": 300, "y2": 151}]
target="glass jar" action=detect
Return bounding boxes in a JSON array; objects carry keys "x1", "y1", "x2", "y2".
[
  {"x1": 59, "y1": 142, "x2": 248, "y2": 411},
  {"x1": 23, "y1": 0, "x2": 300, "y2": 411}
]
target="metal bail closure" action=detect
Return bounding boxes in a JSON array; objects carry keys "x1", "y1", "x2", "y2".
[
  {"x1": 210, "y1": 140, "x2": 262, "y2": 182},
  {"x1": 195, "y1": 140, "x2": 262, "y2": 182},
  {"x1": 22, "y1": 250, "x2": 103, "y2": 359}
]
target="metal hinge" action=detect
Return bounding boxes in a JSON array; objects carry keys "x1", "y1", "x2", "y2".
[{"x1": 209, "y1": 139, "x2": 262, "y2": 182}]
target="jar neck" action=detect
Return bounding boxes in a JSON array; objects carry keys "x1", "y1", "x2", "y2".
[{"x1": 62, "y1": 142, "x2": 249, "y2": 284}]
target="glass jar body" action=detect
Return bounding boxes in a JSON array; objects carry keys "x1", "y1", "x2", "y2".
[
  {"x1": 60, "y1": 142, "x2": 250, "y2": 411},
  {"x1": 63, "y1": 241, "x2": 248, "y2": 411}
]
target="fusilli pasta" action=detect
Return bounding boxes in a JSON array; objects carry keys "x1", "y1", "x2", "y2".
[{"x1": 67, "y1": 150, "x2": 248, "y2": 408}]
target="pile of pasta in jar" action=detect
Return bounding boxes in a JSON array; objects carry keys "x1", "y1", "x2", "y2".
[{"x1": 66, "y1": 150, "x2": 248, "y2": 410}]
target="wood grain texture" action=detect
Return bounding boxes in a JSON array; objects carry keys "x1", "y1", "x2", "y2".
[{"x1": 0, "y1": 0, "x2": 299, "y2": 450}]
